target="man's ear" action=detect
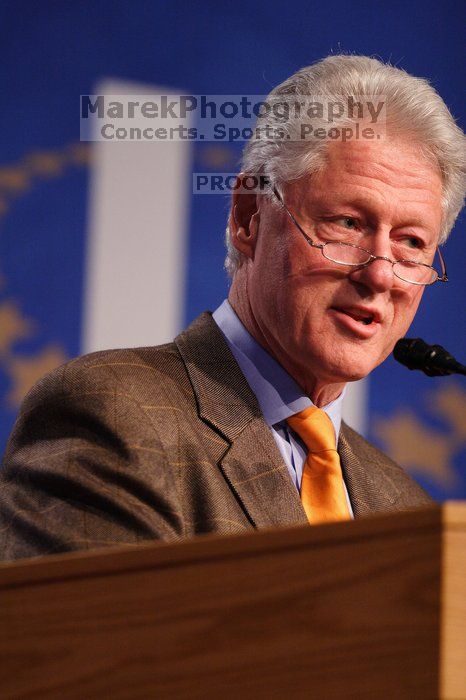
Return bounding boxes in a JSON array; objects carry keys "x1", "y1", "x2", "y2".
[{"x1": 228, "y1": 174, "x2": 260, "y2": 259}]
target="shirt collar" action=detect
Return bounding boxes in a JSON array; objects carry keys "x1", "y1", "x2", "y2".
[{"x1": 212, "y1": 300, "x2": 345, "y2": 439}]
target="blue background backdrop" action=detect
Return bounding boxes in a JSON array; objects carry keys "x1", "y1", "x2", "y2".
[{"x1": 0, "y1": 0, "x2": 464, "y2": 499}]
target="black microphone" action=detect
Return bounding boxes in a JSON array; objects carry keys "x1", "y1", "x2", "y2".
[{"x1": 393, "y1": 338, "x2": 466, "y2": 377}]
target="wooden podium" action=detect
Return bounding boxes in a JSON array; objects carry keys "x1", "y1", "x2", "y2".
[{"x1": 1, "y1": 503, "x2": 465, "y2": 699}]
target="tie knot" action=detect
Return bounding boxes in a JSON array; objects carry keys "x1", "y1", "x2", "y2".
[{"x1": 286, "y1": 406, "x2": 336, "y2": 453}]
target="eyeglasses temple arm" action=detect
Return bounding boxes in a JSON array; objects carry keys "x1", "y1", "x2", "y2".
[
  {"x1": 437, "y1": 246, "x2": 448, "y2": 282},
  {"x1": 272, "y1": 187, "x2": 318, "y2": 244}
]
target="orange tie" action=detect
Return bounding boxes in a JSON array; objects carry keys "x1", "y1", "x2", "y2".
[{"x1": 287, "y1": 406, "x2": 351, "y2": 524}]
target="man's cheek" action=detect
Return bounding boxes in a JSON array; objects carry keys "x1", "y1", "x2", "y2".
[{"x1": 402, "y1": 298, "x2": 423, "y2": 333}]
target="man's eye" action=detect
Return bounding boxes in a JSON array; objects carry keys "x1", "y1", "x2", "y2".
[
  {"x1": 335, "y1": 217, "x2": 359, "y2": 230},
  {"x1": 401, "y1": 236, "x2": 424, "y2": 250}
]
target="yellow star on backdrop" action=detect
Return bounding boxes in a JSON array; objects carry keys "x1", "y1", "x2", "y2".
[
  {"x1": 5, "y1": 344, "x2": 67, "y2": 407},
  {"x1": 431, "y1": 383, "x2": 466, "y2": 443},
  {"x1": 373, "y1": 409, "x2": 457, "y2": 487},
  {"x1": 0, "y1": 301, "x2": 34, "y2": 355},
  {"x1": 25, "y1": 151, "x2": 64, "y2": 178},
  {"x1": 67, "y1": 143, "x2": 91, "y2": 166},
  {"x1": 0, "y1": 166, "x2": 31, "y2": 193},
  {"x1": 198, "y1": 144, "x2": 238, "y2": 169}
]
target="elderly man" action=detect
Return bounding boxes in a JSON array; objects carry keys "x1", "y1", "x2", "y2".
[{"x1": 0, "y1": 55, "x2": 464, "y2": 560}]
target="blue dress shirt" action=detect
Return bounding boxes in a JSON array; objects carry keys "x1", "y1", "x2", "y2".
[{"x1": 213, "y1": 300, "x2": 353, "y2": 515}]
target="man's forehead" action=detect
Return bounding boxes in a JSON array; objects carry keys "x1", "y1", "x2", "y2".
[{"x1": 286, "y1": 138, "x2": 443, "y2": 204}]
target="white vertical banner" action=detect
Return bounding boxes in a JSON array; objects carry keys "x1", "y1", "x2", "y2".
[
  {"x1": 83, "y1": 79, "x2": 192, "y2": 352},
  {"x1": 342, "y1": 378, "x2": 368, "y2": 435}
]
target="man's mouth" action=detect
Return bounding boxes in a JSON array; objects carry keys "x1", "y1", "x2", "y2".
[
  {"x1": 340, "y1": 309, "x2": 375, "y2": 325},
  {"x1": 330, "y1": 306, "x2": 382, "y2": 332}
]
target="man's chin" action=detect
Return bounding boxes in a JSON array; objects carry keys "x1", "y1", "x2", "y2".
[{"x1": 328, "y1": 338, "x2": 389, "y2": 381}]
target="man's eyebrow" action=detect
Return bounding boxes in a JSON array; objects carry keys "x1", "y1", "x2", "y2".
[{"x1": 316, "y1": 195, "x2": 437, "y2": 231}]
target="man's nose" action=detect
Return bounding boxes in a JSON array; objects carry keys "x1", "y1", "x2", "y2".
[{"x1": 349, "y1": 255, "x2": 396, "y2": 293}]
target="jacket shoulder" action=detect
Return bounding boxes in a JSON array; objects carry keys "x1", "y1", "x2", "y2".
[
  {"x1": 16, "y1": 342, "x2": 191, "y2": 410},
  {"x1": 0, "y1": 342, "x2": 190, "y2": 560}
]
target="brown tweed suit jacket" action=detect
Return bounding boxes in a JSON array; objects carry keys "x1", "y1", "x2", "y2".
[{"x1": 0, "y1": 312, "x2": 433, "y2": 561}]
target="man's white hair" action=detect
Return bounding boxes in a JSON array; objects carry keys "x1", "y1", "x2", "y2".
[{"x1": 225, "y1": 54, "x2": 465, "y2": 277}]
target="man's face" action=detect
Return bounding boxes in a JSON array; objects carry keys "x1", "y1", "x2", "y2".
[{"x1": 232, "y1": 137, "x2": 443, "y2": 402}]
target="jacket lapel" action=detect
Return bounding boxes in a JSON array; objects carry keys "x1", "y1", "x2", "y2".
[
  {"x1": 175, "y1": 313, "x2": 308, "y2": 529},
  {"x1": 219, "y1": 417, "x2": 309, "y2": 528},
  {"x1": 339, "y1": 423, "x2": 403, "y2": 516}
]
